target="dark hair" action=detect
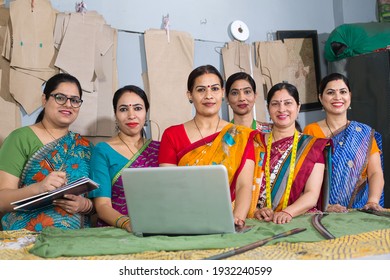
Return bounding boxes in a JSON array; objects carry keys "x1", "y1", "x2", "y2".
[
  {"x1": 112, "y1": 85, "x2": 149, "y2": 113},
  {"x1": 187, "y1": 65, "x2": 224, "y2": 92},
  {"x1": 266, "y1": 82, "x2": 302, "y2": 132},
  {"x1": 318, "y1": 72, "x2": 351, "y2": 96},
  {"x1": 266, "y1": 82, "x2": 300, "y2": 106},
  {"x1": 35, "y1": 73, "x2": 83, "y2": 123},
  {"x1": 225, "y1": 72, "x2": 256, "y2": 98}
]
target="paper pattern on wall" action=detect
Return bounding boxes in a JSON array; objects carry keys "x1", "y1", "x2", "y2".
[
  {"x1": 94, "y1": 25, "x2": 117, "y2": 136},
  {"x1": 144, "y1": 29, "x2": 194, "y2": 140},
  {"x1": 56, "y1": 12, "x2": 118, "y2": 137},
  {"x1": 0, "y1": 6, "x2": 11, "y2": 102},
  {"x1": 71, "y1": 25, "x2": 117, "y2": 136},
  {"x1": 255, "y1": 40, "x2": 288, "y2": 92},
  {"x1": 5, "y1": 0, "x2": 57, "y2": 114},
  {"x1": 54, "y1": 13, "x2": 97, "y2": 93},
  {"x1": 9, "y1": 0, "x2": 56, "y2": 70},
  {"x1": 0, "y1": 6, "x2": 20, "y2": 140},
  {"x1": 0, "y1": 88, "x2": 21, "y2": 146},
  {"x1": 69, "y1": 90, "x2": 98, "y2": 136},
  {"x1": 1, "y1": 5, "x2": 117, "y2": 138}
]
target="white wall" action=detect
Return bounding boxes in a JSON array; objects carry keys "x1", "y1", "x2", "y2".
[
  {"x1": 19, "y1": 0, "x2": 378, "y2": 128},
  {"x1": 342, "y1": 0, "x2": 378, "y2": 23}
]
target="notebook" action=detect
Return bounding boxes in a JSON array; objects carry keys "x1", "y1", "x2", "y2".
[
  {"x1": 11, "y1": 177, "x2": 99, "y2": 211},
  {"x1": 122, "y1": 165, "x2": 248, "y2": 237}
]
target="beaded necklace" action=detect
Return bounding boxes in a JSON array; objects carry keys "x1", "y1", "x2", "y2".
[{"x1": 265, "y1": 130, "x2": 299, "y2": 209}]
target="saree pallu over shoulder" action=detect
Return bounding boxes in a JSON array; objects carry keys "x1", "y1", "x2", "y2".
[
  {"x1": 330, "y1": 121, "x2": 383, "y2": 208},
  {"x1": 96, "y1": 140, "x2": 160, "y2": 227},
  {"x1": 178, "y1": 123, "x2": 265, "y2": 218},
  {"x1": 260, "y1": 134, "x2": 330, "y2": 211},
  {"x1": 1, "y1": 132, "x2": 92, "y2": 231},
  {"x1": 111, "y1": 139, "x2": 159, "y2": 185}
]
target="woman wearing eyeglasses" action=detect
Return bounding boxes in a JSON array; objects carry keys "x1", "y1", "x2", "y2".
[{"x1": 0, "y1": 73, "x2": 93, "y2": 231}]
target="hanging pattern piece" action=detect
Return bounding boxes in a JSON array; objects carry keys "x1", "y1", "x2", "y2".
[{"x1": 162, "y1": 14, "x2": 170, "y2": 43}]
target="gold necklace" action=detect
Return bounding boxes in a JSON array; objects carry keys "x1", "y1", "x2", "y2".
[
  {"x1": 193, "y1": 116, "x2": 220, "y2": 143},
  {"x1": 118, "y1": 133, "x2": 144, "y2": 156},
  {"x1": 41, "y1": 121, "x2": 57, "y2": 141},
  {"x1": 325, "y1": 118, "x2": 348, "y2": 146}
]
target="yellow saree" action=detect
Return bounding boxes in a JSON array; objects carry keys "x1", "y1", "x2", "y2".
[{"x1": 178, "y1": 123, "x2": 265, "y2": 218}]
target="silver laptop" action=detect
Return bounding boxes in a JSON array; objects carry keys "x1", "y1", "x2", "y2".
[{"x1": 122, "y1": 165, "x2": 241, "y2": 237}]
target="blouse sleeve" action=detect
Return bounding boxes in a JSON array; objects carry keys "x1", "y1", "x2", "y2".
[
  {"x1": 0, "y1": 127, "x2": 41, "y2": 178},
  {"x1": 158, "y1": 126, "x2": 181, "y2": 165},
  {"x1": 89, "y1": 143, "x2": 113, "y2": 198},
  {"x1": 371, "y1": 138, "x2": 380, "y2": 155},
  {"x1": 303, "y1": 123, "x2": 326, "y2": 138},
  {"x1": 246, "y1": 136, "x2": 255, "y2": 161}
]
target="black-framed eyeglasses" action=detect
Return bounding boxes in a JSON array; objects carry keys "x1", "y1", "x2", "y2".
[{"x1": 49, "y1": 93, "x2": 83, "y2": 108}]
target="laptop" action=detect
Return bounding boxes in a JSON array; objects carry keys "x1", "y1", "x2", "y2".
[{"x1": 122, "y1": 165, "x2": 248, "y2": 237}]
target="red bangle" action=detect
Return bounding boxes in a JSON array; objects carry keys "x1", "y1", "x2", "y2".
[{"x1": 281, "y1": 210, "x2": 293, "y2": 218}]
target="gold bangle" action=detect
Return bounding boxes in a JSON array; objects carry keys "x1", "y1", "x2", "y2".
[
  {"x1": 114, "y1": 215, "x2": 126, "y2": 227},
  {"x1": 120, "y1": 218, "x2": 130, "y2": 229}
]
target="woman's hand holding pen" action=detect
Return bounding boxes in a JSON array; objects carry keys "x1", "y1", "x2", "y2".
[{"x1": 38, "y1": 171, "x2": 67, "y2": 193}]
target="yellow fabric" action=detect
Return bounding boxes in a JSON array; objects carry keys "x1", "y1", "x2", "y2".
[{"x1": 178, "y1": 123, "x2": 265, "y2": 218}]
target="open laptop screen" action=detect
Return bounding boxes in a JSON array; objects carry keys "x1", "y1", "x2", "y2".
[{"x1": 122, "y1": 165, "x2": 237, "y2": 237}]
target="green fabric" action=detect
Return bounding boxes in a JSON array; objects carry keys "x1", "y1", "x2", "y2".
[
  {"x1": 0, "y1": 126, "x2": 42, "y2": 177},
  {"x1": 324, "y1": 22, "x2": 390, "y2": 62},
  {"x1": 29, "y1": 211, "x2": 390, "y2": 258}
]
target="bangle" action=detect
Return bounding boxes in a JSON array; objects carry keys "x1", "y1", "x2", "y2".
[
  {"x1": 366, "y1": 201, "x2": 378, "y2": 205},
  {"x1": 114, "y1": 215, "x2": 126, "y2": 227},
  {"x1": 281, "y1": 210, "x2": 293, "y2": 218},
  {"x1": 80, "y1": 199, "x2": 94, "y2": 215},
  {"x1": 120, "y1": 218, "x2": 130, "y2": 229}
]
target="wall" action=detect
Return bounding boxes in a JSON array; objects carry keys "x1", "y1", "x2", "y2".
[{"x1": 18, "y1": 0, "x2": 378, "y2": 128}]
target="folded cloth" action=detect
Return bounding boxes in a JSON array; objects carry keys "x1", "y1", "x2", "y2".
[{"x1": 29, "y1": 211, "x2": 390, "y2": 258}]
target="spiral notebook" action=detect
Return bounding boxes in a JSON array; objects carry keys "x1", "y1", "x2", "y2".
[{"x1": 122, "y1": 165, "x2": 250, "y2": 237}]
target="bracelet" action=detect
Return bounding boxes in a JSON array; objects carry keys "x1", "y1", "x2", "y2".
[
  {"x1": 114, "y1": 215, "x2": 127, "y2": 227},
  {"x1": 120, "y1": 218, "x2": 130, "y2": 229},
  {"x1": 83, "y1": 204, "x2": 96, "y2": 215},
  {"x1": 366, "y1": 201, "x2": 378, "y2": 205},
  {"x1": 80, "y1": 199, "x2": 95, "y2": 215},
  {"x1": 281, "y1": 210, "x2": 293, "y2": 218}
]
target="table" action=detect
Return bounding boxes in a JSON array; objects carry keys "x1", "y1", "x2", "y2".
[{"x1": 1, "y1": 211, "x2": 389, "y2": 260}]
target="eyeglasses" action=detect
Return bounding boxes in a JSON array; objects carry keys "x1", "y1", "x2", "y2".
[{"x1": 49, "y1": 93, "x2": 83, "y2": 108}]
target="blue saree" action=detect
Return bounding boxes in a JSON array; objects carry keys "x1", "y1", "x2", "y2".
[
  {"x1": 1, "y1": 131, "x2": 92, "y2": 231},
  {"x1": 330, "y1": 121, "x2": 384, "y2": 208}
]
